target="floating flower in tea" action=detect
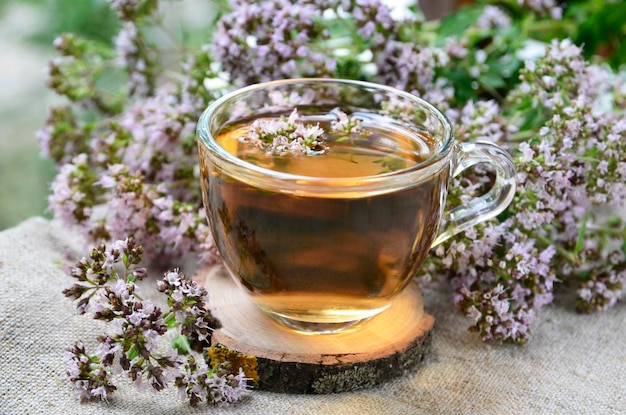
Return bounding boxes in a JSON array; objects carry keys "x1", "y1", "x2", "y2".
[
  {"x1": 241, "y1": 109, "x2": 327, "y2": 156},
  {"x1": 330, "y1": 109, "x2": 364, "y2": 135},
  {"x1": 238, "y1": 108, "x2": 369, "y2": 157}
]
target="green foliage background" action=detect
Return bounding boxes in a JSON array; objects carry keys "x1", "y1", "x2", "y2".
[{"x1": 0, "y1": 0, "x2": 118, "y2": 230}]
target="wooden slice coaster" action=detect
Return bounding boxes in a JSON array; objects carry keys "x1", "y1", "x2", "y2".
[{"x1": 194, "y1": 265, "x2": 434, "y2": 394}]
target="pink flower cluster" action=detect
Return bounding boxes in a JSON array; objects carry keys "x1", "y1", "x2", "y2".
[
  {"x1": 242, "y1": 109, "x2": 326, "y2": 156},
  {"x1": 212, "y1": 0, "x2": 334, "y2": 85},
  {"x1": 64, "y1": 241, "x2": 251, "y2": 405},
  {"x1": 427, "y1": 37, "x2": 626, "y2": 342}
]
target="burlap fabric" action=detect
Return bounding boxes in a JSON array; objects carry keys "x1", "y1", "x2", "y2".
[{"x1": 1, "y1": 217, "x2": 624, "y2": 414}]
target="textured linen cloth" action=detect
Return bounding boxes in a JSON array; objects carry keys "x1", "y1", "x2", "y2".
[{"x1": 0, "y1": 217, "x2": 625, "y2": 415}]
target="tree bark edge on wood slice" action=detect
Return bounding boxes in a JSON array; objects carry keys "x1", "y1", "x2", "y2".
[{"x1": 194, "y1": 265, "x2": 435, "y2": 394}]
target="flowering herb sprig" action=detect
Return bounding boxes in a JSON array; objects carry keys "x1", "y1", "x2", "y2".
[
  {"x1": 330, "y1": 110, "x2": 364, "y2": 135},
  {"x1": 43, "y1": 0, "x2": 626, "y2": 345},
  {"x1": 63, "y1": 238, "x2": 253, "y2": 405},
  {"x1": 423, "y1": 37, "x2": 626, "y2": 343},
  {"x1": 240, "y1": 108, "x2": 367, "y2": 156},
  {"x1": 157, "y1": 269, "x2": 221, "y2": 349},
  {"x1": 242, "y1": 109, "x2": 327, "y2": 156}
]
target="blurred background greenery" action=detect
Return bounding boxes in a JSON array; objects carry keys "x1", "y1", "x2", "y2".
[
  {"x1": 0, "y1": 0, "x2": 216, "y2": 230},
  {"x1": 0, "y1": 0, "x2": 119, "y2": 230}
]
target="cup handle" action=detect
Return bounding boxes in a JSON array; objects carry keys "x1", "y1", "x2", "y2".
[{"x1": 431, "y1": 141, "x2": 517, "y2": 247}]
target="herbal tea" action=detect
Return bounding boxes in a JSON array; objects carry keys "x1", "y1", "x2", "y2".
[{"x1": 198, "y1": 109, "x2": 448, "y2": 326}]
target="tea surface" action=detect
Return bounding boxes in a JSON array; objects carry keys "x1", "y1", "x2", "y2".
[{"x1": 215, "y1": 111, "x2": 435, "y2": 178}]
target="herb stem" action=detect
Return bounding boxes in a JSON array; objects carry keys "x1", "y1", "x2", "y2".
[{"x1": 536, "y1": 234, "x2": 581, "y2": 267}]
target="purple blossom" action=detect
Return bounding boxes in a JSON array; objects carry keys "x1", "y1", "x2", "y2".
[
  {"x1": 88, "y1": 165, "x2": 216, "y2": 262},
  {"x1": 375, "y1": 41, "x2": 452, "y2": 110},
  {"x1": 65, "y1": 341, "x2": 117, "y2": 402},
  {"x1": 64, "y1": 240, "x2": 248, "y2": 404},
  {"x1": 211, "y1": 0, "x2": 334, "y2": 85},
  {"x1": 48, "y1": 154, "x2": 96, "y2": 226},
  {"x1": 339, "y1": 0, "x2": 396, "y2": 50},
  {"x1": 453, "y1": 100, "x2": 519, "y2": 146},
  {"x1": 115, "y1": 86, "x2": 199, "y2": 184},
  {"x1": 241, "y1": 108, "x2": 328, "y2": 156},
  {"x1": 113, "y1": 21, "x2": 154, "y2": 97},
  {"x1": 444, "y1": 38, "x2": 469, "y2": 60},
  {"x1": 330, "y1": 109, "x2": 363, "y2": 134},
  {"x1": 476, "y1": 6, "x2": 512, "y2": 29},
  {"x1": 577, "y1": 270, "x2": 625, "y2": 313},
  {"x1": 157, "y1": 269, "x2": 221, "y2": 345},
  {"x1": 107, "y1": 0, "x2": 145, "y2": 21},
  {"x1": 518, "y1": 0, "x2": 563, "y2": 19},
  {"x1": 175, "y1": 357, "x2": 251, "y2": 406}
]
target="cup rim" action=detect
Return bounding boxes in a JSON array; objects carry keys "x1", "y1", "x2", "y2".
[{"x1": 197, "y1": 78, "x2": 454, "y2": 195}]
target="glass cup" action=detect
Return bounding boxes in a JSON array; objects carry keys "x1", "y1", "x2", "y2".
[{"x1": 197, "y1": 79, "x2": 516, "y2": 333}]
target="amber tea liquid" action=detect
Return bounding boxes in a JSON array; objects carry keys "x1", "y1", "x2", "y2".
[{"x1": 199, "y1": 111, "x2": 448, "y2": 330}]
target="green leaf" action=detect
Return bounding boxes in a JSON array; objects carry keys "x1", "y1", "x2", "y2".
[
  {"x1": 574, "y1": 212, "x2": 590, "y2": 255},
  {"x1": 610, "y1": 38, "x2": 626, "y2": 70},
  {"x1": 606, "y1": 215, "x2": 622, "y2": 227},
  {"x1": 438, "y1": 67, "x2": 476, "y2": 104},
  {"x1": 490, "y1": 55, "x2": 523, "y2": 79},
  {"x1": 574, "y1": 1, "x2": 626, "y2": 70},
  {"x1": 583, "y1": 147, "x2": 599, "y2": 158},
  {"x1": 128, "y1": 346, "x2": 139, "y2": 361},
  {"x1": 27, "y1": 0, "x2": 119, "y2": 46},
  {"x1": 164, "y1": 312, "x2": 177, "y2": 328},
  {"x1": 519, "y1": 106, "x2": 546, "y2": 132},
  {"x1": 172, "y1": 334, "x2": 191, "y2": 355},
  {"x1": 138, "y1": 0, "x2": 159, "y2": 18},
  {"x1": 479, "y1": 73, "x2": 506, "y2": 89},
  {"x1": 435, "y1": 6, "x2": 483, "y2": 43},
  {"x1": 335, "y1": 57, "x2": 369, "y2": 81}
]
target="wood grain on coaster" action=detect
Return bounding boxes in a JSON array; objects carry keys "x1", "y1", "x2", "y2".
[{"x1": 195, "y1": 265, "x2": 434, "y2": 394}]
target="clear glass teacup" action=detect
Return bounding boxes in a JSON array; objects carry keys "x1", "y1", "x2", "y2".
[{"x1": 197, "y1": 79, "x2": 516, "y2": 333}]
